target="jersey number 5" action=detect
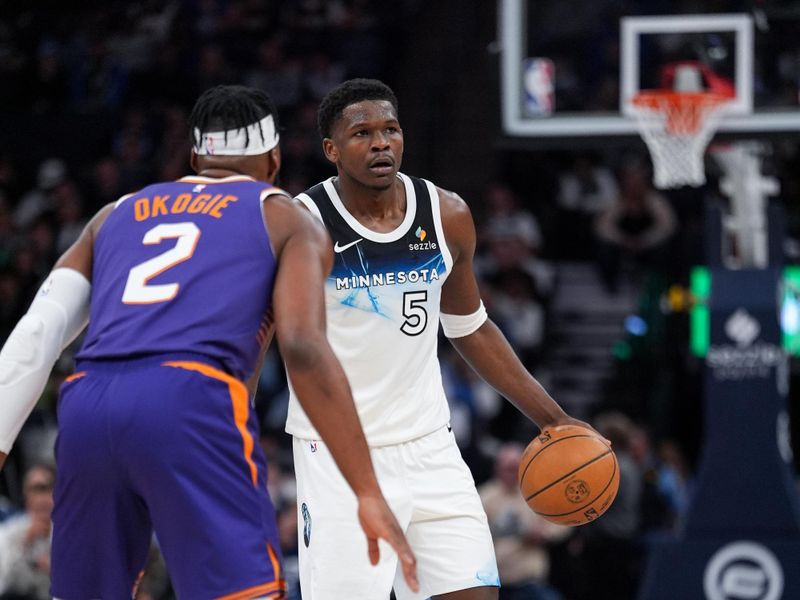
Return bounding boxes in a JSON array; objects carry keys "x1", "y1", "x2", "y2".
[
  {"x1": 401, "y1": 291, "x2": 428, "y2": 336},
  {"x1": 122, "y1": 222, "x2": 201, "y2": 304}
]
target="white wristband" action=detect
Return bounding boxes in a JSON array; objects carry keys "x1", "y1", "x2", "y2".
[
  {"x1": 440, "y1": 301, "x2": 488, "y2": 338},
  {"x1": 0, "y1": 268, "x2": 90, "y2": 452}
]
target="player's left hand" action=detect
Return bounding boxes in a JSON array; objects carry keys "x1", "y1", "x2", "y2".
[{"x1": 356, "y1": 493, "x2": 419, "y2": 593}]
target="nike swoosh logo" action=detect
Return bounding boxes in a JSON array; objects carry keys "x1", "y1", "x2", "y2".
[{"x1": 333, "y1": 238, "x2": 363, "y2": 253}]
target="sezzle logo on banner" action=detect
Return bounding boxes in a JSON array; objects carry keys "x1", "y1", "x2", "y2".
[{"x1": 706, "y1": 309, "x2": 783, "y2": 381}]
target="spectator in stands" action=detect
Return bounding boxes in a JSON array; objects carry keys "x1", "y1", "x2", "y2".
[
  {"x1": 479, "y1": 443, "x2": 570, "y2": 600},
  {"x1": 113, "y1": 106, "x2": 156, "y2": 191},
  {"x1": 87, "y1": 157, "x2": 124, "y2": 214},
  {"x1": 245, "y1": 37, "x2": 303, "y2": 110},
  {"x1": 192, "y1": 43, "x2": 238, "y2": 98},
  {"x1": 68, "y1": 33, "x2": 129, "y2": 112},
  {"x1": 11, "y1": 242, "x2": 47, "y2": 304},
  {"x1": 556, "y1": 154, "x2": 618, "y2": 260},
  {"x1": 482, "y1": 181, "x2": 543, "y2": 254},
  {"x1": 26, "y1": 40, "x2": 69, "y2": 116},
  {"x1": 13, "y1": 158, "x2": 66, "y2": 230},
  {"x1": 476, "y1": 182, "x2": 555, "y2": 300},
  {"x1": 0, "y1": 270, "x2": 25, "y2": 342},
  {"x1": 281, "y1": 0, "x2": 343, "y2": 36},
  {"x1": 52, "y1": 181, "x2": 87, "y2": 255},
  {"x1": 625, "y1": 425, "x2": 694, "y2": 545},
  {"x1": 593, "y1": 161, "x2": 677, "y2": 293},
  {"x1": 0, "y1": 152, "x2": 21, "y2": 202},
  {"x1": 302, "y1": 51, "x2": 346, "y2": 100},
  {"x1": 153, "y1": 106, "x2": 191, "y2": 182},
  {"x1": 489, "y1": 267, "x2": 547, "y2": 368},
  {"x1": 26, "y1": 218, "x2": 58, "y2": 284},
  {"x1": 279, "y1": 99, "x2": 328, "y2": 188},
  {"x1": 0, "y1": 195, "x2": 17, "y2": 270},
  {"x1": 0, "y1": 463, "x2": 56, "y2": 600},
  {"x1": 652, "y1": 438, "x2": 691, "y2": 531}
]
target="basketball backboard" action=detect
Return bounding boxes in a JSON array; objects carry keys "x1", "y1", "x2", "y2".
[{"x1": 500, "y1": 0, "x2": 800, "y2": 138}]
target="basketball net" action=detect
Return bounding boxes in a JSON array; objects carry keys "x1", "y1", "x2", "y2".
[{"x1": 630, "y1": 63, "x2": 733, "y2": 189}]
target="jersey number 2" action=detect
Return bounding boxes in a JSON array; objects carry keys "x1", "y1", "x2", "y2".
[
  {"x1": 401, "y1": 291, "x2": 428, "y2": 336},
  {"x1": 122, "y1": 222, "x2": 201, "y2": 304}
]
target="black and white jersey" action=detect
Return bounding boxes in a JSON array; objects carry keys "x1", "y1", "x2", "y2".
[{"x1": 286, "y1": 173, "x2": 453, "y2": 445}]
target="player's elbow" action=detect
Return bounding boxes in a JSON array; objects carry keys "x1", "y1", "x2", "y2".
[{"x1": 278, "y1": 330, "x2": 327, "y2": 373}]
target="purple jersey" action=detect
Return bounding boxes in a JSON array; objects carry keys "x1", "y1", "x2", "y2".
[{"x1": 77, "y1": 175, "x2": 280, "y2": 380}]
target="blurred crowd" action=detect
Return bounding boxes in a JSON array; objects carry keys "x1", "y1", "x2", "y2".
[{"x1": 0, "y1": 2, "x2": 796, "y2": 600}]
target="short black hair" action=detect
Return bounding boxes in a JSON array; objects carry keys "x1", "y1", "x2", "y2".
[
  {"x1": 317, "y1": 78, "x2": 399, "y2": 139},
  {"x1": 189, "y1": 85, "x2": 279, "y2": 149}
]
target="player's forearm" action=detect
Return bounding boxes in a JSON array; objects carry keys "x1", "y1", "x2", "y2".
[
  {"x1": 449, "y1": 319, "x2": 567, "y2": 428},
  {"x1": 284, "y1": 341, "x2": 381, "y2": 497},
  {"x1": 0, "y1": 269, "x2": 90, "y2": 454}
]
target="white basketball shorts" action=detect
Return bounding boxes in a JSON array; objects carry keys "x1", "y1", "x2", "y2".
[{"x1": 292, "y1": 425, "x2": 499, "y2": 599}]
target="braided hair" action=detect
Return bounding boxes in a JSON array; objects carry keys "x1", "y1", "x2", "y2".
[
  {"x1": 317, "y1": 78, "x2": 398, "y2": 139},
  {"x1": 189, "y1": 85, "x2": 279, "y2": 150}
]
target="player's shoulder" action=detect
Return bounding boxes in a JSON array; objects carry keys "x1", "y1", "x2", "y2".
[
  {"x1": 396, "y1": 172, "x2": 469, "y2": 219},
  {"x1": 263, "y1": 192, "x2": 329, "y2": 242},
  {"x1": 424, "y1": 182, "x2": 476, "y2": 257},
  {"x1": 292, "y1": 189, "x2": 325, "y2": 224},
  {"x1": 435, "y1": 185, "x2": 469, "y2": 210},
  {"x1": 90, "y1": 201, "x2": 121, "y2": 236},
  {"x1": 432, "y1": 184, "x2": 474, "y2": 225},
  {"x1": 259, "y1": 184, "x2": 292, "y2": 202},
  {"x1": 261, "y1": 193, "x2": 331, "y2": 261}
]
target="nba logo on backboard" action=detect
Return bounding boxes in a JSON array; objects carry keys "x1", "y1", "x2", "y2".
[{"x1": 523, "y1": 58, "x2": 555, "y2": 117}]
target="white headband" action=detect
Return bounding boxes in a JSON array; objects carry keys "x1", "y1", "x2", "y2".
[{"x1": 193, "y1": 114, "x2": 279, "y2": 156}]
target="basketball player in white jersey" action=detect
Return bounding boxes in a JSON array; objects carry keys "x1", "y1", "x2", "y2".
[{"x1": 286, "y1": 79, "x2": 602, "y2": 599}]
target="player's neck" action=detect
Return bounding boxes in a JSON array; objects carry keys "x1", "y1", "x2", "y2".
[
  {"x1": 334, "y1": 175, "x2": 406, "y2": 228},
  {"x1": 196, "y1": 167, "x2": 250, "y2": 180}
]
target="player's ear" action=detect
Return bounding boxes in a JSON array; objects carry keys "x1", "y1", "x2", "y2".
[
  {"x1": 322, "y1": 138, "x2": 338, "y2": 164},
  {"x1": 266, "y1": 146, "x2": 281, "y2": 181}
]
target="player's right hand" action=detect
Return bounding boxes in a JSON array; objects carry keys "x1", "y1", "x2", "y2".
[
  {"x1": 356, "y1": 494, "x2": 419, "y2": 593},
  {"x1": 544, "y1": 416, "x2": 611, "y2": 447}
]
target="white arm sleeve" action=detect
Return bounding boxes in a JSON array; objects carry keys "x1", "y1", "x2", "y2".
[
  {"x1": 0, "y1": 268, "x2": 91, "y2": 452},
  {"x1": 440, "y1": 300, "x2": 488, "y2": 339}
]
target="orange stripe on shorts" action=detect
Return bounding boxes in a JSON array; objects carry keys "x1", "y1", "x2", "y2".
[
  {"x1": 267, "y1": 543, "x2": 282, "y2": 584},
  {"x1": 213, "y1": 579, "x2": 286, "y2": 600},
  {"x1": 162, "y1": 360, "x2": 258, "y2": 486},
  {"x1": 64, "y1": 371, "x2": 87, "y2": 383}
]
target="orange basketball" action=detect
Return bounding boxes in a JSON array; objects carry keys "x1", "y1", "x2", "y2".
[{"x1": 518, "y1": 424, "x2": 619, "y2": 526}]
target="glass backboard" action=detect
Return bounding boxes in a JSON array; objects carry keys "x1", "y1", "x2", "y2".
[{"x1": 500, "y1": 0, "x2": 800, "y2": 138}]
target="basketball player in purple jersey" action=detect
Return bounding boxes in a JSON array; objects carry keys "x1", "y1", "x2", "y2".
[{"x1": 0, "y1": 85, "x2": 417, "y2": 599}]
